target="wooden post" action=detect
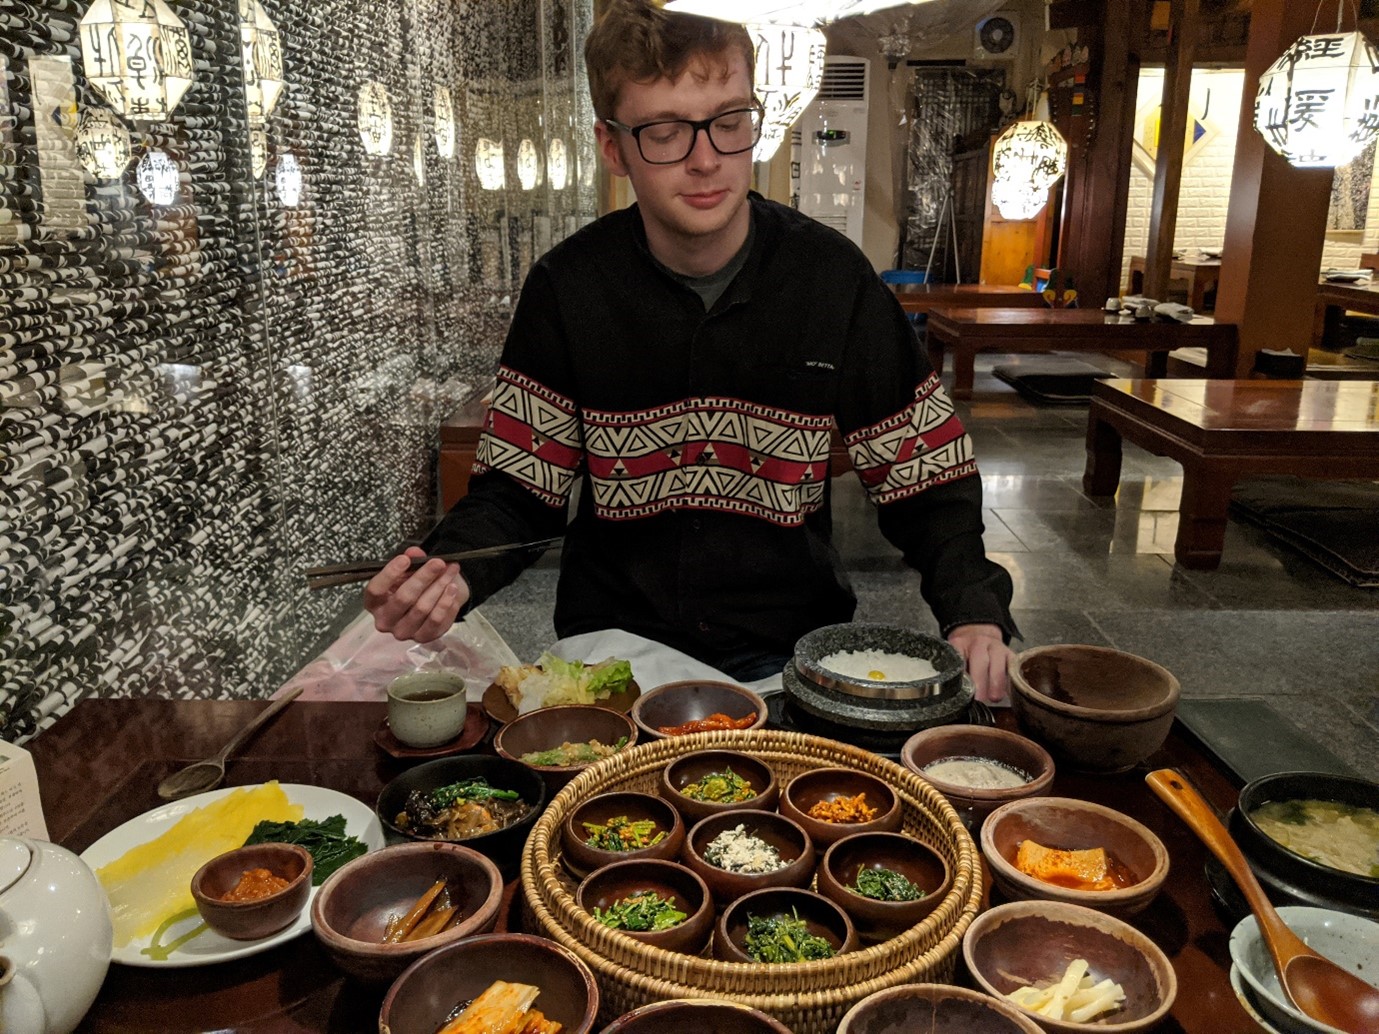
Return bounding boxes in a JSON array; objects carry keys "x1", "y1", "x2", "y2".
[
  {"x1": 1214, "y1": 0, "x2": 1334, "y2": 376},
  {"x1": 1143, "y1": 0, "x2": 1199, "y2": 301}
]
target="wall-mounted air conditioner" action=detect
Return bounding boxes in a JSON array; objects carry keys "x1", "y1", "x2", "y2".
[{"x1": 795, "y1": 57, "x2": 869, "y2": 249}]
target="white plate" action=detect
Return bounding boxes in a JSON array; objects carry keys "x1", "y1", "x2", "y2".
[
  {"x1": 1230, "y1": 964, "x2": 1309, "y2": 1034},
  {"x1": 81, "y1": 783, "x2": 386, "y2": 968}
]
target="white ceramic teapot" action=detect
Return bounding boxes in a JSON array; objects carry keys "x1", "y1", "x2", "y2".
[{"x1": 0, "y1": 836, "x2": 112, "y2": 1034}]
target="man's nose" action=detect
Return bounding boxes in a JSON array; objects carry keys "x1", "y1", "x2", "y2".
[{"x1": 683, "y1": 125, "x2": 721, "y2": 170}]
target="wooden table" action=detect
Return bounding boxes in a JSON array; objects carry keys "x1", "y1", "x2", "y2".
[
  {"x1": 926, "y1": 308, "x2": 1238, "y2": 401},
  {"x1": 1127, "y1": 256, "x2": 1222, "y2": 312},
  {"x1": 36, "y1": 698, "x2": 1264, "y2": 1033},
  {"x1": 1083, "y1": 379, "x2": 1379, "y2": 569},
  {"x1": 888, "y1": 282, "x2": 1049, "y2": 316},
  {"x1": 1312, "y1": 279, "x2": 1379, "y2": 349}
]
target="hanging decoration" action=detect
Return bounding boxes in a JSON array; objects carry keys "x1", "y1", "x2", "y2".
[
  {"x1": 517, "y1": 138, "x2": 542, "y2": 190},
  {"x1": 275, "y1": 152, "x2": 302, "y2": 206},
  {"x1": 750, "y1": 22, "x2": 827, "y2": 162},
  {"x1": 136, "y1": 149, "x2": 179, "y2": 205},
  {"x1": 74, "y1": 107, "x2": 131, "y2": 180},
  {"x1": 475, "y1": 137, "x2": 505, "y2": 189},
  {"x1": 249, "y1": 127, "x2": 268, "y2": 177},
  {"x1": 548, "y1": 138, "x2": 569, "y2": 190},
  {"x1": 1255, "y1": 26, "x2": 1379, "y2": 168},
  {"x1": 990, "y1": 118, "x2": 1067, "y2": 219},
  {"x1": 357, "y1": 80, "x2": 393, "y2": 156},
  {"x1": 434, "y1": 86, "x2": 456, "y2": 159},
  {"x1": 79, "y1": 0, "x2": 195, "y2": 122},
  {"x1": 238, "y1": 0, "x2": 284, "y2": 125}
]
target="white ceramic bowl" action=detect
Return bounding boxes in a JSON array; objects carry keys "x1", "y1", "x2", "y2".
[{"x1": 1228, "y1": 905, "x2": 1379, "y2": 1034}]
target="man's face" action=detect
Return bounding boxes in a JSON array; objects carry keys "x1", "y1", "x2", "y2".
[{"x1": 595, "y1": 49, "x2": 755, "y2": 270}]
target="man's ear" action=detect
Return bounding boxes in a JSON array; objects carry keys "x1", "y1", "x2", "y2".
[{"x1": 595, "y1": 120, "x2": 630, "y2": 178}]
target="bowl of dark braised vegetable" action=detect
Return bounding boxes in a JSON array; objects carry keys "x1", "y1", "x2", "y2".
[
  {"x1": 493, "y1": 704, "x2": 638, "y2": 793},
  {"x1": 560, "y1": 790, "x2": 686, "y2": 879},
  {"x1": 816, "y1": 831, "x2": 952, "y2": 942},
  {"x1": 576, "y1": 858, "x2": 714, "y2": 955},
  {"x1": 376, "y1": 755, "x2": 547, "y2": 873}
]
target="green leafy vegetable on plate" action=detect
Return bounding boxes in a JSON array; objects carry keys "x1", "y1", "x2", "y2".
[{"x1": 243, "y1": 814, "x2": 367, "y2": 885}]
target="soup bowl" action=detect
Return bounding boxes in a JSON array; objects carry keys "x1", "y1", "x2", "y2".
[{"x1": 900, "y1": 724, "x2": 1055, "y2": 830}]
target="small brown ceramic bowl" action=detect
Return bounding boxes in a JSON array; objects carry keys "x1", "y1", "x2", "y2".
[
  {"x1": 493, "y1": 704, "x2": 637, "y2": 793},
  {"x1": 778, "y1": 767, "x2": 903, "y2": 848},
  {"x1": 598, "y1": 999, "x2": 795, "y2": 1034},
  {"x1": 963, "y1": 900, "x2": 1178, "y2": 1034},
  {"x1": 1008, "y1": 645, "x2": 1180, "y2": 773},
  {"x1": 900, "y1": 724, "x2": 1055, "y2": 830},
  {"x1": 714, "y1": 886, "x2": 858, "y2": 963},
  {"x1": 576, "y1": 859, "x2": 714, "y2": 955},
  {"x1": 682, "y1": 809, "x2": 815, "y2": 904},
  {"x1": 837, "y1": 982, "x2": 1045, "y2": 1034},
  {"x1": 629, "y1": 680, "x2": 769, "y2": 741},
  {"x1": 310, "y1": 842, "x2": 503, "y2": 984},
  {"x1": 981, "y1": 797, "x2": 1170, "y2": 918},
  {"x1": 816, "y1": 832, "x2": 952, "y2": 943},
  {"x1": 379, "y1": 932, "x2": 599, "y2": 1034},
  {"x1": 561, "y1": 791, "x2": 686, "y2": 880},
  {"x1": 191, "y1": 843, "x2": 312, "y2": 941},
  {"x1": 660, "y1": 749, "x2": 779, "y2": 826}
]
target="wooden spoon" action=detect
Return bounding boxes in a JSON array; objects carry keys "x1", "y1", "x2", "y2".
[
  {"x1": 1146, "y1": 769, "x2": 1379, "y2": 1034},
  {"x1": 156, "y1": 688, "x2": 302, "y2": 800}
]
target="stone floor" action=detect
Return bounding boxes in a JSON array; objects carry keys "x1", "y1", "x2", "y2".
[{"x1": 474, "y1": 353, "x2": 1379, "y2": 781}]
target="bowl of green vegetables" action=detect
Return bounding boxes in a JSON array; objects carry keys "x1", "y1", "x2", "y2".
[
  {"x1": 816, "y1": 831, "x2": 952, "y2": 943},
  {"x1": 494, "y1": 705, "x2": 638, "y2": 793},
  {"x1": 713, "y1": 887, "x2": 858, "y2": 963},
  {"x1": 561, "y1": 791, "x2": 686, "y2": 880},
  {"x1": 575, "y1": 858, "x2": 714, "y2": 955}
]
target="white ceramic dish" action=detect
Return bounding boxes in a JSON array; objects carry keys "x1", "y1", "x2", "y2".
[
  {"x1": 1229, "y1": 964, "x2": 1309, "y2": 1034},
  {"x1": 1228, "y1": 905, "x2": 1379, "y2": 1034},
  {"x1": 81, "y1": 783, "x2": 385, "y2": 968}
]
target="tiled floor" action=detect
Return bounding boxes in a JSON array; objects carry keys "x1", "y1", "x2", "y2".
[{"x1": 476, "y1": 354, "x2": 1379, "y2": 781}]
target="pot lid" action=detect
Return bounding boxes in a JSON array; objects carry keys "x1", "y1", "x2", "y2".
[{"x1": 0, "y1": 839, "x2": 32, "y2": 893}]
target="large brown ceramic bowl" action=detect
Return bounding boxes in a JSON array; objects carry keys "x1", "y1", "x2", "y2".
[
  {"x1": 599, "y1": 999, "x2": 795, "y2": 1034},
  {"x1": 714, "y1": 886, "x2": 858, "y2": 963},
  {"x1": 779, "y1": 767, "x2": 903, "y2": 848},
  {"x1": 310, "y1": 842, "x2": 503, "y2": 984},
  {"x1": 630, "y1": 680, "x2": 769, "y2": 741},
  {"x1": 837, "y1": 983, "x2": 1045, "y2": 1034},
  {"x1": 963, "y1": 900, "x2": 1177, "y2": 1034},
  {"x1": 660, "y1": 749, "x2": 780, "y2": 826},
  {"x1": 1008, "y1": 645, "x2": 1180, "y2": 773},
  {"x1": 379, "y1": 932, "x2": 599, "y2": 1034},
  {"x1": 191, "y1": 843, "x2": 312, "y2": 941},
  {"x1": 981, "y1": 797, "x2": 1169, "y2": 918},
  {"x1": 682, "y1": 809, "x2": 815, "y2": 904},
  {"x1": 493, "y1": 705, "x2": 637, "y2": 793},
  {"x1": 576, "y1": 859, "x2": 714, "y2": 955},
  {"x1": 816, "y1": 831, "x2": 951, "y2": 943},
  {"x1": 900, "y1": 724, "x2": 1055, "y2": 830},
  {"x1": 561, "y1": 791, "x2": 686, "y2": 880}
]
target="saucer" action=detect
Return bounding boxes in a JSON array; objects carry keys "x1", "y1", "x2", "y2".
[{"x1": 374, "y1": 703, "x2": 489, "y2": 758}]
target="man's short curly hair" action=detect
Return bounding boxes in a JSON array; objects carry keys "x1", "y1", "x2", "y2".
[{"x1": 584, "y1": 1, "x2": 755, "y2": 120}]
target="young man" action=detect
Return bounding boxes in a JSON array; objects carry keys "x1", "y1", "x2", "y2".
[{"x1": 364, "y1": 0, "x2": 1018, "y2": 701}]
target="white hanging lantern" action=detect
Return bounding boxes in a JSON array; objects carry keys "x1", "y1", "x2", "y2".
[
  {"x1": 74, "y1": 107, "x2": 131, "y2": 180},
  {"x1": 249, "y1": 127, "x2": 268, "y2": 177},
  {"x1": 434, "y1": 86, "x2": 455, "y2": 159},
  {"x1": 548, "y1": 138, "x2": 568, "y2": 190},
  {"x1": 357, "y1": 80, "x2": 393, "y2": 156},
  {"x1": 238, "y1": 0, "x2": 285, "y2": 126},
  {"x1": 991, "y1": 178, "x2": 1051, "y2": 221},
  {"x1": 1255, "y1": 30, "x2": 1379, "y2": 168},
  {"x1": 475, "y1": 138, "x2": 505, "y2": 189},
  {"x1": 750, "y1": 23, "x2": 827, "y2": 162},
  {"x1": 275, "y1": 151, "x2": 302, "y2": 206},
  {"x1": 517, "y1": 138, "x2": 541, "y2": 190},
  {"x1": 79, "y1": 0, "x2": 195, "y2": 122},
  {"x1": 136, "y1": 149, "x2": 179, "y2": 205},
  {"x1": 991, "y1": 119, "x2": 1067, "y2": 219}
]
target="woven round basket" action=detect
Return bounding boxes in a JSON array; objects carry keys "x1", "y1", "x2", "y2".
[{"x1": 519, "y1": 729, "x2": 983, "y2": 1033}]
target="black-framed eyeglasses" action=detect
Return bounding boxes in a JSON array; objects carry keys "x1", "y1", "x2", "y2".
[{"x1": 604, "y1": 105, "x2": 764, "y2": 165}]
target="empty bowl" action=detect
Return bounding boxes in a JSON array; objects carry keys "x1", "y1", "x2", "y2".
[
  {"x1": 599, "y1": 999, "x2": 795, "y2": 1034},
  {"x1": 963, "y1": 900, "x2": 1178, "y2": 1034},
  {"x1": 900, "y1": 724, "x2": 1055, "y2": 829},
  {"x1": 1008, "y1": 644, "x2": 1180, "y2": 773},
  {"x1": 493, "y1": 704, "x2": 637, "y2": 793},
  {"x1": 630, "y1": 680, "x2": 768, "y2": 741},
  {"x1": 379, "y1": 932, "x2": 599, "y2": 1034},
  {"x1": 310, "y1": 841, "x2": 503, "y2": 984},
  {"x1": 816, "y1": 831, "x2": 951, "y2": 943},
  {"x1": 660, "y1": 749, "x2": 780, "y2": 825},
  {"x1": 682, "y1": 809, "x2": 815, "y2": 904},
  {"x1": 794, "y1": 623, "x2": 964, "y2": 701},
  {"x1": 837, "y1": 983, "x2": 1044, "y2": 1034},
  {"x1": 714, "y1": 886, "x2": 858, "y2": 963},
  {"x1": 981, "y1": 797, "x2": 1169, "y2": 917},
  {"x1": 190, "y1": 843, "x2": 312, "y2": 941},
  {"x1": 561, "y1": 791, "x2": 686, "y2": 880},
  {"x1": 576, "y1": 858, "x2": 714, "y2": 955},
  {"x1": 778, "y1": 767, "x2": 902, "y2": 847}
]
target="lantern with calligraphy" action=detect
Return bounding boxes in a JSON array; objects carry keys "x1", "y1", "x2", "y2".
[
  {"x1": 239, "y1": 0, "x2": 285, "y2": 126},
  {"x1": 1255, "y1": 30, "x2": 1379, "y2": 168},
  {"x1": 475, "y1": 138, "x2": 505, "y2": 190},
  {"x1": 136, "y1": 149, "x2": 178, "y2": 205},
  {"x1": 750, "y1": 22, "x2": 827, "y2": 162},
  {"x1": 249, "y1": 127, "x2": 268, "y2": 177},
  {"x1": 75, "y1": 108, "x2": 131, "y2": 180},
  {"x1": 435, "y1": 86, "x2": 456, "y2": 159},
  {"x1": 357, "y1": 80, "x2": 393, "y2": 156},
  {"x1": 517, "y1": 138, "x2": 542, "y2": 190},
  {"x1": 79, "y1": 0, "x2": 195, "y2": 122},
  {"x1": 275, "y1": 152, "x2": 302, "y2": 206},
  {"x1": 991, "y1": 119, "x2": 1067, "y2": 219},
  {"x1": 548, "y1": 138, "x2": 569, "y2": 190}
]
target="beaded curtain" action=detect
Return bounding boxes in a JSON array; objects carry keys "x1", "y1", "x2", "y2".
[{"x1": 0, "y1": 0, "x2": 597, "y2": 740}]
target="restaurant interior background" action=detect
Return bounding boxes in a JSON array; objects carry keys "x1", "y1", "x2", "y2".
[{"x1": 4, "y1": 0, "x2": 1379, "y2": 743}]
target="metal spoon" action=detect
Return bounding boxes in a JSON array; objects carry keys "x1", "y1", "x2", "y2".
[
  {"x1": 156, "y1": 688, "x2": 303, "y2": 801},
  {"x1": 1146, "y1": 769, "x2": 1379, "y2": 1034}
]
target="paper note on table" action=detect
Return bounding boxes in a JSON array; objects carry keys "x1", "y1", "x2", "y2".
[{"x1": 0, "y1": 741, "x2": 49, "y2": 839}]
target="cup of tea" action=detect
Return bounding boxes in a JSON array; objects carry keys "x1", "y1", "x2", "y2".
[{"x1": 386, "y1": 672, "x2": 470, "y2": 747}]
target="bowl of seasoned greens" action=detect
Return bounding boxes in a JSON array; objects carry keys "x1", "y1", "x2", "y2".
[
  {"x1": 714, "y1": 886, "x2": 858, "y2": 963},
  {"x1": 561, "y1": 791, "x2": 686, "y2": 880},
  {"x1": 816, "y1": 831, "x2": 952, "y2": 943},
  {"x1": 575, "y1": 858, "x2": 714, "y2": 955},
  {"x1": 659, "y1": 749, "x2": 780, "y2": 826},
  {"x1": 494, "y1": 705, "x2": 638, "y2": 793},
  {"x1": 681, "y1": 809, "x2": 815, "y2": 905}
]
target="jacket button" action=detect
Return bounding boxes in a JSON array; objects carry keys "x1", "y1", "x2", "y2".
[{"x1": 697, "y1": 621, "x2": 711, "y2": 633}]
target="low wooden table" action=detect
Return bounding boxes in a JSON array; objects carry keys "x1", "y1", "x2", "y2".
[
  {"x1": 1127, "y1": 255, "x2": 1222, "y2": 311},
  {"x1": 889, "y1": 282, "x2": 1048, "y2": 316},
  {"x1": 1312, "y1": 279, "x2": 1379, "y2": 348},
  {"x1": 1083, "y1": 379, "x2": 1379, "y2": 569},
  {"x1": 926, "y1": 308, "x2": 1238, "y2": 401}
]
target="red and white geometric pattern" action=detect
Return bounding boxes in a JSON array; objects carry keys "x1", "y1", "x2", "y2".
[
  {"x1": 844, "y1": 373, "x2": 976, "y2": 504},
  {"x1": 472, "y1": 367, "x2": 583, "y2": 506}
]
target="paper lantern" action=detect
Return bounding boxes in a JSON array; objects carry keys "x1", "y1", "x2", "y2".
[
  {"x1": 79, "y1": 0, "x2": 195, "y2": 121},
  {"x1": 1255, "y1": 31, "x2": 1379, "y2": 168},
  {"x1": 991, "y1": 119, "x2": 1067, "y2": 219},
  {"x1": 357, "y1": 80, "x2": 393, "y2": 156},
  {"x1": 275, "y1": 152, "x2": 302, "y2": 206},
  {"x1": 517, "y1": 138, "x2": 542, "y2": 190},
  {"x1": 434, "y1": 86, "x2": 455, "y2": 159},
  {"x1": 475, "y1": 138, "x2": 505, "y2": 190},
  {"x1": 548, "y1": 138, "x2": 569, "y2": 190},
  {"x1": 239, "y1": 0, "x2": 285, "y2": 126},
  {"x1": 249, "y1": 128, "x2": 268, "y2": 178},
  {"x1": 991, "y1": 178, "x2": 1051, "y2": 221},
  {"x1": 751, "y1": 23, "x2": 827, "y2": 162},
  {"x1": 74, "y1": 108, "x2": 131, "y2": 180},
  {"x1": 136, "y1": 149, "x2": 179, "y2": 205}
]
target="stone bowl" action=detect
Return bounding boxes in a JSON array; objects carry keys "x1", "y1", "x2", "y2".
[
  {"x1": 1007, "y1": 644, "x2": 1180, "y2": 773},
  {"x1": 778, "y1": 767, "x2": 903, "y2": 848},
  {"x1": 576, "y1": 858, "x2": 714, "y2": 955},
  {"x1": 561, "y1": 791, "x2": 686, "y2": 880},
  {"x1": 598, "y1": 999, "x2": 795, "y2": 1034},
  {"x1": 190, "y1": 843, "x2": 312, "y2": 941},
  {"x1": 493, "y1": 704, "x2": 637, "y2": 794},
  {"x1": 660, "y1": 749, "x2": 780, "y2": 826},
  {"x1": 713, "y1": 886, "x2": 858, "y2": 963},
  {"x1": 630, "y1": 680, "x2": 768, "y2": 741},
  {"x1": 816, "y1": 831, "x2": 952, "y2": 943},
  {"x1": 682, "y1": 809, "x2": 815, "y2": 905},
  {"x1": 900, "y1": 724, "x2": 1055, "y2": 830},
  {"x1": 794, "y1": 623, "x2": 964, "y2": 702},
  {"x1": 837, "y1": 983, "x2": 1045, "y2": 1034}
]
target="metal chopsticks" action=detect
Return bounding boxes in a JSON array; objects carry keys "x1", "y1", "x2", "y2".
[{"x1": 303, "y1": 536, "x2": 563, "y2": 590}]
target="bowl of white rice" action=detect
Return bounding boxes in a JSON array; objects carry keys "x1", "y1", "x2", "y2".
[{"x1": 793, "y1": 623, "x2": 965, "y2": 701}]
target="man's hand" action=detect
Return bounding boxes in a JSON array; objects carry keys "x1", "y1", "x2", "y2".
[
  {"x1": 947, "y1": 623, "x2": 1012, "y2": 704},
  {"x1": 363, "y1": 546, "x2": 469, "y2": 643}
]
